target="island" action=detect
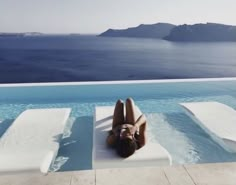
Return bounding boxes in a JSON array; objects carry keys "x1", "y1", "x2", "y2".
[
  {"x1": 164, "y1": 23, "x2": 236, "y2": 42},
  {"x1": 69, "y1": 33, "x2": 81, "y2": 36},
  {"x1": 0, "y1": 32, "x2": 43, "y2": 37},
  {"x1": 99, "y1": 23, "x2": 176, "y2": 39}
]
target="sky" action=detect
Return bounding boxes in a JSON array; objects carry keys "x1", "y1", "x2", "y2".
[{"x1": 0, "y1": 0, "x2": 236, "y2": 34}]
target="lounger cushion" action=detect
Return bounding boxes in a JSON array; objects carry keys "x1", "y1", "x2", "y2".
[
  {"x1": 0, "y1": 108, "x2": 71, "y2": 174},
  {"x1": 180, "y1": 101, "x2": 236, "y2": 152},
  {"x1": 93, "y1": 106, "x2": 172, "y2": 169}
]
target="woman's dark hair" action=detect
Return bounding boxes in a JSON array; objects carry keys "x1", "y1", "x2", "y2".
[{"x1": 116, "y1": 137, "x2": 137, "y2": 158}]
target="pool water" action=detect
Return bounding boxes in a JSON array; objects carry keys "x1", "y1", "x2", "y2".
[{"x1": 1, "y1": 79, "x2": 236, "y2": 171}]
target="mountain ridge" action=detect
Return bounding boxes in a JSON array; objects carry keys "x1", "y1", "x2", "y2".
[
  {"x1": 99, "y1": 23, "x2": 176, "y2": 39},
  {"x1": 100, "y1": 22, "x2": 236, "y2": 41},
  {"x1": 164, "y1": 22, "x2": 236, "y2": 41}
]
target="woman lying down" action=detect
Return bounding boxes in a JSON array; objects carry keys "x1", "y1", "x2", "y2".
[{"x1": 106, "y1": 98, "x2": 147, "y2": 158}]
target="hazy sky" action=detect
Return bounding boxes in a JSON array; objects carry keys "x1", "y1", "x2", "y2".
[{"x1": 0, "y1": 0, "x2": 235, "y2": 34}]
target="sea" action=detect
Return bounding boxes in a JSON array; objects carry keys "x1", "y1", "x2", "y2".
[{"x1": 0, "y1": 35, "x2": 236, "y2": 83}]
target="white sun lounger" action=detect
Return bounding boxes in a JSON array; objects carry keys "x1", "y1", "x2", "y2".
[
  {"x1": 0, "y1": 108, "x2": 71, "y2": 174},
  {"x1": 93, "y1": 106, "x2": 172, "y2": 169},
  {"x1": 180, "y1": 101, "x2": 236, "y2": 153}
]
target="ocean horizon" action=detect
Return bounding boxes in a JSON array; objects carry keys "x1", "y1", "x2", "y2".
[{"x1": 0, "y1": 35, "x2": 236, "y2": 83}]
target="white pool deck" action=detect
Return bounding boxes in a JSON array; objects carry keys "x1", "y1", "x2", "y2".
[{"x1": 0, "y1": 162, "x2": 236, "y2": 185}]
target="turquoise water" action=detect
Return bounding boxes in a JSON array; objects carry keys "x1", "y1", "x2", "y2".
[{"x1": 1, "y1": 80, "x2": 236, "y2": 171}]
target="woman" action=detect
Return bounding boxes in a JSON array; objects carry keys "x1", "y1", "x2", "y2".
[{"x1": 106, "y1": 98, "x2": 147, "y2": 158}]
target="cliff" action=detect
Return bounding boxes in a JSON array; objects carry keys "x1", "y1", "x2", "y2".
[
  {"x1": 164, "y1": 23, "x2": 236, "y2": 41},
  {"x1": 99, "y1": 23, "x2": 176, "y2": 39}
]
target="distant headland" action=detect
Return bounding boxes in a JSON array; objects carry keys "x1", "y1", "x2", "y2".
[
  {"x1": 0, "y1": 32, "x2": 81, "y2": 37},
  {"x1": 0, "y1": 32, "x2": 44, "y2": 37},
  {"x1": 99, "y1": 22, "x2": 236, "y2": 42},
  {"x1": 99, "y1": 23, "x2": 175, "y2": 39}
]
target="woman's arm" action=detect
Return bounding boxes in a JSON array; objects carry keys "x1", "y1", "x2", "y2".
[
  {"x1": 134, "y1": 114, "x2": 147, "y2": 148},
  {"x1": 106, "y1": 131, "x2": 117, "y2": 148},
  {"x1": 106, "y1": 124, "x2": 122, "y2": 147},
  {"x1": 134, "y1": 114, "x2": 146, "y2": 128}
]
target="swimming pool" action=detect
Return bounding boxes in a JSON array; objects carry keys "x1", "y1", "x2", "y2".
[{"x1": 1, "y1": 78, "x2": 236, "y2": 171}]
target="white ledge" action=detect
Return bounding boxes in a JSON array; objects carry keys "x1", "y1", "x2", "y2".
[{"x1": 0, "y1": 77, "x2": 236, "y2": 87}]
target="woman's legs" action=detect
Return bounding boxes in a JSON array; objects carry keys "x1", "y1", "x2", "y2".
[
  {"x1": 125, "y1": 98, "x2": 136, "y2": 125},
  {"x1": 112, "y1": 99, "x2": 124, "y2": 129}
]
